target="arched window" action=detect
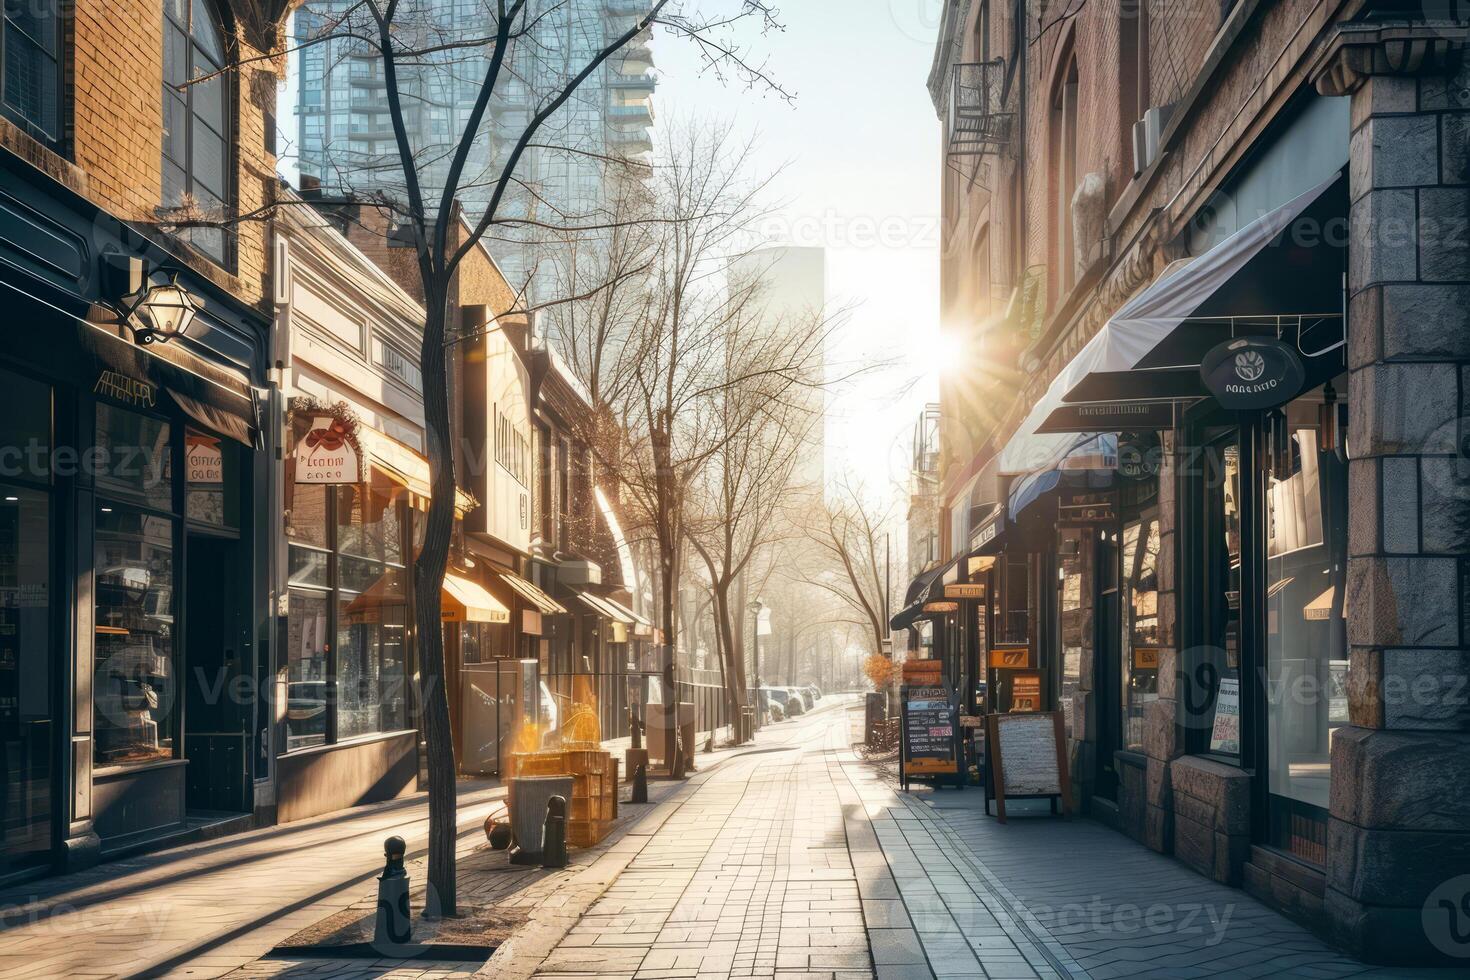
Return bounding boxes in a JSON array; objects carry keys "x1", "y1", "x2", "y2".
[{"x1": 162, "y1": 0, "x2": 229, "y2": 263}]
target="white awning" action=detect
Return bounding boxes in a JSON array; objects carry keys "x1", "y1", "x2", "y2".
[{"x1": 997, "y1": 173, "x2": 1340, "y2": 476}]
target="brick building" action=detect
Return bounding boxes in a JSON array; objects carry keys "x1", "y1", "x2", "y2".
[
  {"x1": 0, "y1": 0, "x2": 288, "y2": 879},
  {"x1": 912, "y1": 0, "x2": 1469, "y2": 963}
]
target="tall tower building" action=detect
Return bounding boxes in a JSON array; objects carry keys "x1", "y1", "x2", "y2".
[{"x1": 293, "y1": 0, "x2": 655, "y2": 301}]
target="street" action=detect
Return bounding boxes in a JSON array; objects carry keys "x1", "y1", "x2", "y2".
[{"x1": 0, "y1": 701, "x2": 1444, "y2": 980}]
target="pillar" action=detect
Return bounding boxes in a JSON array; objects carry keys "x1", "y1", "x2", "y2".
[{"x1": 1314, "y1": 20, "x2": 1470, "y2": 965}]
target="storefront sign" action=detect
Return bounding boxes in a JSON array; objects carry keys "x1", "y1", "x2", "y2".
[
  {"x1": 1037, "y1": 400, "x2": 1177, "y2": 435},
  {"x1": 901, "y1": 684, "x2": 959, "y2": 779},
  {"x1": 985, "y1": 710, "x2": 1071, "y2": 823},
  {"x1": 944, "y1": 583, "x2": 986, "y2": 600},
  {"x1": 94, "y1": 370, "x2": 156, "y2": 407},
  {"x1": 1210, "y1": 677, "x2": 1241, "y2": 754},
  {"x1": 922, "y1": 600, "x2": 959, "y2": 614},
  {"x1": 1133, "y1": 646, "x2": 1162, "y2": 670},
  {"x1": 1010, "y1": 670, "x2": 1042, "y2": 712},
  {"x1": 1200, "y1": 337, "x2": 1305, "y2": 410},
  {"x1": 969, "y1": 507, "x2": 1005, "y2": 551},
  {"x1": 295, "y1": 414, "x2": 363, "y2": 484},
  {"x1": 989, "y1": 646, "x2": 1032, "y2": 669},
  {"x1": 185, "y1": 431, "x2": 223, "y2": 483},
  {"x1": 902, "y1": 659, "x2": 943, "y2": 685}
]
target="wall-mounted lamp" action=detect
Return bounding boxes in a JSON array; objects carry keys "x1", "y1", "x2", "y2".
[{"x1": 103, "y1": 255, "x2": 202, "y2": 346}]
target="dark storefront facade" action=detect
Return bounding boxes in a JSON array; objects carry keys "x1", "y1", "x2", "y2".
[{"x1": 0, "y1": 152, "x2": 271, "y2": 880}]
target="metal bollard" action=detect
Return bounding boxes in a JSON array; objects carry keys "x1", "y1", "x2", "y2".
[
  {"x1": 630, "y1": 762, "x2": 649, "y2": 803},
  {"x1": 374, "y1": 835, "x2": 412, "y2": 947},
  {"x1": 542, "y1": 795, "x2": 568, "y2": 868}
]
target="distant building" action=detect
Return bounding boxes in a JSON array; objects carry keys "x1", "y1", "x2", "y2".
[{"x1": 727, "y1": 246, "x2": 828, "y2": 492}]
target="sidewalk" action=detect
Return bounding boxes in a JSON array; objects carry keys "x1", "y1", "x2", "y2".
[{"x1": 832, "y1": 738, "x2": 1456, "y2": 980}]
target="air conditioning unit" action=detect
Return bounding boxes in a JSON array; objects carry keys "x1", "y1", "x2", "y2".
[{"x1": 1131, "y1": 104, "x2": 1174, "y2": 177}]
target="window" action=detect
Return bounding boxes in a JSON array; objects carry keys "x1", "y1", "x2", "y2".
[
  {"x1": 163, "y1": 0, "x2": 230, "y2": 264},
  {"x1": 1198, "y1": 429, "x2": 1242, "y2": 760},
  {"x1": 1121, "y1": 513, "x2": 1160, "y2": 751},
  {"x1": 1, "y1": 0, "x2": 61, "y2": 143},
  {"x1": 1120, "y1": 0, "x2": 1150, "y2": 126},
  {"x1": 94, "y1": 505, "x2": 177, "y2": 767},
  {"x1": 1050, "y1": 57, "x2": 1079, "y2": 301},
  {"x1": 284, "y1": 479, "x2": 412, "y2": 750},
  {"x1": 1264, "y1": 383, "x2": 1347, "y2": 866}
]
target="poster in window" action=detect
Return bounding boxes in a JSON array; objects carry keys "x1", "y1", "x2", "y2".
[
  {"x1": 1210, "y1": 676, "x2": 1241, "y2": 754},
  {"x1": 1011, "y1": 670, "x2": 1042, "y2": 712}
]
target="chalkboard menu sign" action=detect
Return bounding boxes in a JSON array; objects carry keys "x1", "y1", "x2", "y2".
[
  {"x1": 900, "y1": 684, "x2": 959, "y2": 788},
  {"x1": 985, "y1": 711, "x2": 1071, "y2": 823}
]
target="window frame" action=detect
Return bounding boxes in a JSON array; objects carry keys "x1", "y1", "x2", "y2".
[
  {"x1": 283, "y1": 483, "x2": 414, "y2": 753},
  {"x1": 0, "y1": 0, "x2": 64, "y2": 146},
  {"x1": 161, "y1": 0, "x2": 233, "y2": 267}
]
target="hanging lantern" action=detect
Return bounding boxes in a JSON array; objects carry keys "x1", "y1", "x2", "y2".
[{"x1": 119, "y1": 272, "x2": 202, "y2": 345}]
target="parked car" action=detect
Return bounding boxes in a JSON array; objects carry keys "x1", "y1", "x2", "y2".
[
  {"x1": 787, "y1": 687, "x2": 812, "y2": 713},
  {"x1": 758, "y1": 687, "x2": 790, "y2": 720},
  {"x1": 805, "y1": 684, "x2": 821, "y2": 702},
  {"x1": 761, "y1": 686, "x2": 800, "y2": 716}
]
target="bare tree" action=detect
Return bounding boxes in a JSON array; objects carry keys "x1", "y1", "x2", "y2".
[
  {"x1": 205, "y1": 0, "x2": 790, "y2": 916},
  {"x1": 803, "y1": 478, "x2": 896, "y2": 656},
  {"x1": 548, "y1": 122, "x2": 835, "y2": 765},
  {"x1": 685, "y1": 277, "x2": 827, "y2": 738}
]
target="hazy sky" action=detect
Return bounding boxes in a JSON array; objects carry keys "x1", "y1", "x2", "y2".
[{"x1": 654, "y1": 1, "x2": 945, "y2": 507}]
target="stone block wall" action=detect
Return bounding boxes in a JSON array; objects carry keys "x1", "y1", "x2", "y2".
[
  {"x1": 1170, "y1": 756, "x2": 1251, "y2": 886},
  {"x1": 1315, "y1": 24, "x2": 1470, "y2": 965}
]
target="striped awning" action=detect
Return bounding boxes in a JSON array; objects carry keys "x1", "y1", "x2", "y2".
[{"x1": 499, "y1": 569, "x2": 567, "y2": 615}]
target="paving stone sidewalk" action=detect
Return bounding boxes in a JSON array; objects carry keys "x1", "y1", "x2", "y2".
[{"x1": 831, "y1": 735, "x2": 1458, "y2": 980}]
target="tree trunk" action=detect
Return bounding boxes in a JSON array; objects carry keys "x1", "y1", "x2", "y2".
[
  {"x1": 710, "y1": 584, "x2": 747, "y2": 741},
  {"x1": 414, "y1": 288, "x2": 458, "y2": 917}
]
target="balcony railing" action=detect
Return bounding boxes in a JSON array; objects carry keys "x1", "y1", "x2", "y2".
[{"x1": 947, "y1": 60, "x2": 1012, "y2": 157}]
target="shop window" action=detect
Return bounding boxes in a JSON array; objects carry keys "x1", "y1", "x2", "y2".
[
  {"x1": 0, "y1": 367, "x2": 50, "y2": 482},
  {"x1": 1199, "y1": 431, "x2": 1242, "y2": 760},
  {"x1": 285, "y1": 589, "x2": 328, "y2": 749},
  {"x1": 283, "y1": 480, "x2": 413, "y2": 751},
  {"x1": 96, "y1": 404, "x2": 172, "y2": 499},
  {"x1": 162, "y1": 0, "x2": 231, "y2": 264},
  {"x1": 0, "y1": 484, "x2": 55, "y2": 871},
  {"x1": 1056, "y1": 529, "x2": 1091, "y2": 739},
  {"x1": 94, "y1": 506, "x2": 177, "y2": 767},
  {"x1": 1264, "y1": 384, "x2": 1347, "y2": 865},
  {"x1": 1, "y1": 0, "x2": 61, "y2": 143},
  {"x1": 998, "y1": 554, "x2": 1031, "y2": 645},
  {"x1": 1121, "y1": 514, "x2": 1160, "y2": 751}
]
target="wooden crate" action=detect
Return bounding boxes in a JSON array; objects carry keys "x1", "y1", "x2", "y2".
[{"x1": 568, "y1": 818, "x2": 614, "y2": 848}]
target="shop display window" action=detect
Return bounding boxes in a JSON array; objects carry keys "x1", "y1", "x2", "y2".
[
  {"x1": 1264, "y1": 383, "x2": 1347, "y2": 865},
  {"x1": 184, "y1": 427, "x2": 240, "y2": 528},
  {"x1": 94, "y1": 505, "x2": 177, "y2": 766},
  {"x1": 96, "y1": 403, "x2": 172, "y2": 499},
  {"x1": 1121, "y1": 514, "x2": 1161, "y2": 751},
  {"x1": 283, "y1": 479, "x2": 413, "y2": 751},
  {"x1": 1199, "y1": 430, "x2": 1243, "y2": 761},
  {"x1": 1056, "y1": 528, "x2": 1091, "y2": 740}
]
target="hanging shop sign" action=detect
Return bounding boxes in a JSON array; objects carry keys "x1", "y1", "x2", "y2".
[
  {"x1": 291, "y1": 400, "x2": 364, "y2": 485},
  {"x1": 1117, "y1": 433, "x2": 1163, "y2": 481},
  {"x1": 944, "y1": 583, "x2": 986, "y2": 600},
  {"x1": 902, "y1": 658, "x2": 943, "y2": 686},
  {"x1": 1058, "y1": 491, "x2": 1116, "y2": 524},
  {"x1": 1199, "y1": 337, "x2": 1305, "y2": 410},
  {"x1": 922, "y1": 600, "x2": 960, "y2": 614},
  {"x1": 989, "y1": 645, "x2": 1033, "y2": 669}
]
